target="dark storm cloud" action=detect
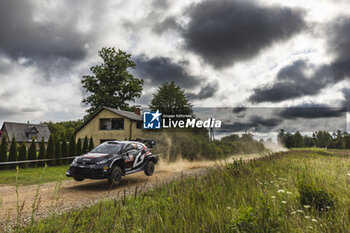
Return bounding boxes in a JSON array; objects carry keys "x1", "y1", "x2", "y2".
[
  {"x1": 221, "y1": 116, "x2": 282, "y2": 132},
  {"x1": 232, "y1": 107, "x2": 246, "y2": 114},
  {"x1": 187, "y1": 81, "x2": 218, "y2": 100},
  {"x1": 342, "y1": 88, "x2": 350, "y2": 109},
  {"x1": 279, "y1": 104, "x2": 345, "y2": 119},
  {"x1": 153, "y1": 17, "x2": 180, "y2": 34},
  {"x1": 250, "y1": 17, "x2": 350, "y2": 103},
  {"x1": 180, "y1": 0, "x2": 306, "y2": 68},
  {"x1": 0, "y1": 0, "x2": 90, "y2": 69},
  {"x1": 134, "y1": 55, "x2": 201, "y2": 88}
]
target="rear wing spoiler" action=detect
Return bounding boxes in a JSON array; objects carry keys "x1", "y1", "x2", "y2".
[{"x1": 132, "y1": 139, "x2": 156, "y2": 148}]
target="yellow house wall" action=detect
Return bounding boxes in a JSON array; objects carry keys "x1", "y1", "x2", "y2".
[{"x1": 75, "y1": 109, "x2": 146, "y2": 146}]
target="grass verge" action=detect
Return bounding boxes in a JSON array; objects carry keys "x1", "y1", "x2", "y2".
[
  {"x1": 0, "y1": 165, "x2": 70, "y2": 186},
  {"x1": 14, "y1": 150, "x2": 350, "y2": 232}
]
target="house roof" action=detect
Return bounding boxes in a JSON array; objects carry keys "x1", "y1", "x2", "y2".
[
  {"x1": 1, "y1": 122, "x2": 51, "y2": 142},
  {"x1": 75, "y1": 106, "x2": 142, "y2": 134}
]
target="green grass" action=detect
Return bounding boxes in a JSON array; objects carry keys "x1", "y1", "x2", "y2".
[
  {"x1": 14, "y1": 150, "x2": 350, "y2": 232},
  {"x1": 0, "y1": 165, "x2": 70, "y2": 186}
]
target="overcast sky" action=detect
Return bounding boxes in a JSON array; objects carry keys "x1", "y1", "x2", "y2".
[{"x1": 0, "y1": 0, "x2": 350, "y2": 129}]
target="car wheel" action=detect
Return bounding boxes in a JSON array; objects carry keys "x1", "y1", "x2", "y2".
[
  {"x1": 144, "y1": 161, "x2": 155, "y2": 176},
  {"x1": 108, "y1": 166, "x2": 122, "y2": 185},
  {"x1": 73, "y1": 177, "x2": 84, "y2": 182}
]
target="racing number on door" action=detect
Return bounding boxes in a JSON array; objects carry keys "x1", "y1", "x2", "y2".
[{"x1": 133, "y1": 152, "x2": 145, "y2": 168}]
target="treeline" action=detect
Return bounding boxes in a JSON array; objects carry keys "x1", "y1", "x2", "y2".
[
  {"x1": 42, "y1": 120, "x2": 84, "y2": 141},
  {"x1": 278, "y1": 130, "x2": 350, "y2": 149},
  {"x1": 0, "y1": 134, "x2": 93, "y2": 170},
  {"x1": 152, "y1": 132, "x2": 265, "y2": 161}
]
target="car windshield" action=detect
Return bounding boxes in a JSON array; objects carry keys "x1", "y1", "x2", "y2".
[{"x1": 90, "y1": 144, "x2": 123, "y2": 154}]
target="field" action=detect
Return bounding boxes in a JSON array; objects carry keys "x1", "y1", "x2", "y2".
[
  {"x1": 0, "y1": 165, "x2": 70, "y2": 186},
  {"x1": 5, "y1": 149, "x2": 348, "y2": 232}
]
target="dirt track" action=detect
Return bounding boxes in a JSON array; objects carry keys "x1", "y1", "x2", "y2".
[{"x1": 0, "y1": 154, "x2": 262, "y2": 227}]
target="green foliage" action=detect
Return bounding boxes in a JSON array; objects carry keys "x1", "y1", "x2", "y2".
[
  {"x1": 82, "y1": 136, "x2": 89, "y2": 153},
  {"x1": 297, "y1": 177, "x2": 335, "y2": 211},
  {"x1": 89, "y1": 137, "x2": 94, "y2": 151},
  {"x1": 0, "y1": 134, "x2": 8, "y2": 166},
  {"x1": 150, "y1": 81, "x2": 193, "y2": 115},
  {"x1": 8, "y1": 137, "x2": 17, "y2": 168},
  {"x1": 233, "y1": 207, "x2": 258, "y2": 232},
  {"x1": 42, "y1": 120, "x2": 83, "y2": 141},
  {"x1": 69, "y1": 134, "x2": 76, "y2": 157},
  {"x1": 81, "y1": 47, "x2": 143, "y2": 119},
  {"x1": 37, "y1": 137, "x2": 46, "y2": 167},
  {"x1": 46, "y1": 135, "x2": 55, "y2": 166},
  {"x1": 55, "y1": 139, "x2": 62, "y2": 166},
  {"x1": 61, "y1": 137, "x2": 69, "y2": 157},
  {"x1": 76, "y1": 139, "x2": 82, "y2": 156},
  {"x1": 28, "y1": 138, "x2": 37, "y2": 167},
  {"x1": 151, "y1": 131, "x2": 264, "y2": 161},
  {"x1": 18, "y1": 142, "x2": 27, "y2": 168}
]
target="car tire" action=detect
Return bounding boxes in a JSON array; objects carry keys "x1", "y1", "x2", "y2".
[
  {"x1": 144, "y1": 161, "x2": 155, "y2": 176},
  {"x1": 73, "y1": 177, "x2": 84, "y2": 182},
  {"x1": 108, "y1": 166, "x2": 123, "y2": 185}
]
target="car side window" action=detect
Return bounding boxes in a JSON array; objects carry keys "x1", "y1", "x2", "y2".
[
  {"x1": 123, "y1": 144, "x2": 133, "y2": 152},
  {"x1": 137, "y1": 143, "x2": 143, "y2": 150}
]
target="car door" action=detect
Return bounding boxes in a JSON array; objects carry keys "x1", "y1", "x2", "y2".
[
  {"x1": 132, "y1": 143, "x2": 146, "y2": 168},
  {"x1": 124, "y1": 143, "x2": 138, "y2": 169}
]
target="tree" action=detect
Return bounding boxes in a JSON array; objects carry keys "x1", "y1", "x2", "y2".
[
  {"x1": 42, "y1": 120, "x2": 84, "y2": 141},
  {"x1": 18, "y1": 142, "x2": 27, "y2": 168},
  {"x1": 76, "y1": 138, "x2": 82, "y2": 156},
  {"x1": 69, "y1": 134, "x2": 76, "y2": 157},
  {"x1": 46, "y1": 135, "x2": 55, "y2": 166},
  {"x1": 89, "y1": 137, "x2": 94, "y2": 151},
  {"x1": 294, "y1": 131, "x2": 303, "y2": 148},
  {"x1": 28, "y1": 137, "x2": 37, "y2": 167},
  {"x1": 37, "y1": 137, "x2": 46, "y2": 167},
  {"x1": 61, "y1": 134, "x2": 68, "y2": 164},
  {"x1": 82, "y1": 136, "x2": 89, "y2": 154},
  {"x1": 81, "y1": 47, "x2": 144, "y2": 119},
  {"x1": 55, "y1": 139, "x2": 62, "y2": 166},
  {"x1": 0, "y1": 134, "x2": 8, "y2": 169},
  {"x1": 150, "y1": 82, "x2": 193, "y2": 115},
  {"x1": 8, "y1": 137, "x2": 17, "y2": 169}
]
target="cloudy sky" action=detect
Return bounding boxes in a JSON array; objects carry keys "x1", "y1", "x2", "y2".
[{"x1": 0, "y1": 0, "x2": 350, "y2": 130}]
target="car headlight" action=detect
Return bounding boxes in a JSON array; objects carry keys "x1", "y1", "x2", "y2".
[{"x1": 97, "y1": 159, "x2": 109, "y2": 165}]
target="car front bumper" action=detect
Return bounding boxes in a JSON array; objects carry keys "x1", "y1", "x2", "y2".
[{"x1": 66, "y1": 164, "x2": 112, "y2": 179}]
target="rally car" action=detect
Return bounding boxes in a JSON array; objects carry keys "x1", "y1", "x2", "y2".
[{"x1": 66, "y1": 140, "x2": 157, "y2": 185}]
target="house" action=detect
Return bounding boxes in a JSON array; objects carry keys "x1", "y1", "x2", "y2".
[
  {"x1": 0, "y1": 122, "x2": 51, "y2": 147},
  {"x1": 75, "y1": 106, "x2": 146, "y2": 146}
]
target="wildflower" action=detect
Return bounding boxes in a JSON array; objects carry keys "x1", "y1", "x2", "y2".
[
  {"x1": 346, "y1": 173, "x2": 350, "y2": 177},
  {"x1": 277, "y1": 189, "x2": 285, "y2": 193},
  {"x1": 312, "y1": 219, "x2": 318, "y2": 222},
  {"x1": 304, "y1": 205, "x2": 310, "y2": 209},
  {"x1": 307, "y1": 226, "x2": 313, "y2": 229},
  {"x1": 226, "y1": 207, "x2": 231, "y2": 210},
  {"x1": 326, "y1": 206, "x2": 331, "y2": 209},
  {"x1": 305, "y1": 216, "x2": 311, "y2": 219},
  {"x1": 271, "y1": 196, "x2": 276, "y2": 199},
  {"x1": 281, "y1": 201, "x2": 287, "y2": 204},
  {"x1": 291, "y1": 211, "x2": 296, "y2": 214},
  {"x1": 286, "y1": 191, "x2": 292, "y2": 195},
  {"x1": 296, "y1": 210, "x2": 303, "y2": 213}
]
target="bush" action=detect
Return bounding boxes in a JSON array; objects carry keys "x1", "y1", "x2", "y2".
[
  {"x1": 76, "y1": 138, "x2": 82, "y2": 156},
  {"x1": 18, "y1": 142, "x2": 27, "y2": 168},
  {"x1": 37, "y1": 137, "x2": 46, "y2": 167},
  {"x1": 233, "y1": 207, "x2": 258, "y2": 232},
  {"x1": 28, "y1": 138, "x2": 37, "y2": 167},
  {"x1": 55, "y1": 139, "x2": 62, "y2": 166},
  {"x1": 0, "y1": 134, "x2": 8, "y2": 169},
  {"x1": 8, "y1": 137, "x2": 17, "y2": 169},
  {"x1": 89, "y1": 137, "x2": 94, "y2": 151},
  {"x1": 297, "y1": 177, "x2": 335, "y2": 211},
  {"x1": 46, "y1": 135, "x2": 55, "y2": 166},
  {"x1": 82, "y1": 136, "x2": 89, "y2": 154}
]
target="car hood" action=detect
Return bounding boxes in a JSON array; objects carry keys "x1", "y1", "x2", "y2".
[{"x1": 76, "y1": 152, "x2": 120, "y2": 163}]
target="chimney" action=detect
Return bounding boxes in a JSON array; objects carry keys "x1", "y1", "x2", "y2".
[{"x1": 134, "y1": 105, "x2": 142, "y2": 115}]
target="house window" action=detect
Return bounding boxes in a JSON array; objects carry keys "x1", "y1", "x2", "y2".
[
  {"x1": 100, "y1": 118, "x2": 124, "y2": 130},
  {"x1": 136, "y1": 122, "x2": 142, "y2": 129}
]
